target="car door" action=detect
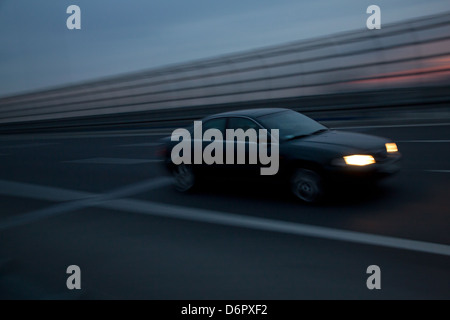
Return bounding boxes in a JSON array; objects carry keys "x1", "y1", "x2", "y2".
[
  {"x1": 199, "y1": 117, "x2": 227, "y2": 174},
  {"x1": 225, "y1": 117, "x2": 263, "y2": 176}
]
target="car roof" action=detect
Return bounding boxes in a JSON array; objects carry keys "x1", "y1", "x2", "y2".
[{"x1": 204, "y1": 108, "x2": 288, "y2": 120}]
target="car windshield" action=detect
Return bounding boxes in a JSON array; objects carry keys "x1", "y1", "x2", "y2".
[{"x1": 257, "y1": 110, "x2": 327, "y2": 141}]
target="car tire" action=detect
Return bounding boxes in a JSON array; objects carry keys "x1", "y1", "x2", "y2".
[
  {"x1": 291, "y1": 168, "x2": 323, "y2": 203},
  {"x1": 172, "y1": 163, "x2": 196, "y2": 192}
]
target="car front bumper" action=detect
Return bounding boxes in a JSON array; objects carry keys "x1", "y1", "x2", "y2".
[{"x1": 327, "y1": 153, "x2": 401, "y2": 181}]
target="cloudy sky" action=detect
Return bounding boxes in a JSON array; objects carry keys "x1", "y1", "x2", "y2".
[{"x1": 0, "y1": 0, "x2": 448, "y2": 97}]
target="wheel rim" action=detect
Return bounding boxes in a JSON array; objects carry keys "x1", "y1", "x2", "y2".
[
  {"x1": 296, "y1": 180, "x2": 316, "y2": 202},
  {"x1": 173, "y1": 164, "x2": 194, "y2": 191},
  {"x1": 292, "y1": 170, "x2": 321, "y2": 202}
]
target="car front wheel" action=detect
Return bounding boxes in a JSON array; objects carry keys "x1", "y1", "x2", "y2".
[
  {"x1": 172, "y1": 163, "x2": 195, "y2": 192},
  {"x1": 291, "y1": 169, "x2": 323, "y2": 203}
]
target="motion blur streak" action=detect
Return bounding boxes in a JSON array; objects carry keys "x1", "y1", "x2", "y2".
[
  {"x1": 0, "y1": 177, "x2": 172, "y2": 230},
  {"x1": 1, "y1": 120, "x2": 449, "y2": 299},
  {"x1": 1, "y1": 178, "x2": 449, "y2": 256},
  {"x1": 1, "y1": 11, "x2": 449, "y2": 300},
  {"x1": 103, "y1": 199, "x2": 450, "y2": 257},
  {"x1": 0, "y1": 12, "x2": 450, "y2": 128}
]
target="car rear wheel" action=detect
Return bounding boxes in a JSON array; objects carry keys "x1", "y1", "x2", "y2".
[
  {"x1": 172, "y1": 164, "x2": 195, "y2": 192},
  {"x1": 291, "y1": 169, "x2": 323, "y2": 203}
]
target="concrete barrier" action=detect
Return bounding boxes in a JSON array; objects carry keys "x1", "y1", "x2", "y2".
[{"x1": 0, "y1": 12, "x2": 449, "y2": 132}]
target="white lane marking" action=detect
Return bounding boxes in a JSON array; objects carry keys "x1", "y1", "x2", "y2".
[
  {"x1": 0, "y1": 179, "x2": 449, "y2": 256},
  {"x1": 398, "y1": 140, "x2": 450, "y2": 143},
  {"x1": 68, "y1": 132, "x2": 170, "y2": 138},
  {"x1": 0, "y1": 180, "x2": 90, "y2": 201},
  {"x1": 0, "y1": 143, "x2": 58, "y2": 149},
  {"x1": 0, "y1": 132, "x2": 169, "y2": 142},
  {"x1": 1, "y1": 122, "x2": 449, "y2": 141},
  {"x1": 65, "y1": 157, "x2": 162, "y2": 164},
  {"x1": 425, "y1": 170, "x2": 450, "y2": 173},
  {"x1": 119, "y1": 142, "x2": 162, "y2": 147},
  {"x1": 336, "y1": 122, "x2": 450, "y2": 129},
  {"x1": 0, "y1": 177, "x2": 172, "y2": 230},
  {"x1": 103, "y1": 199, "x2": 450, "y2": 257}
]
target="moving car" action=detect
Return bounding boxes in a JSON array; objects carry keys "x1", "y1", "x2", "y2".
[{"x1": 158, "y1": 108, "x2": 401, "y2": 202}]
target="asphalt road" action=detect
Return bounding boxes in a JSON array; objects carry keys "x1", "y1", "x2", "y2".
[{"x1": 0, "y1": 120, "x2": 449, "y2": 299}]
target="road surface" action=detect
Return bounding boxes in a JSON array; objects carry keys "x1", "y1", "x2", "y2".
[{"x1": 0, "y1": 120, "x2": 449, "y2": 299}]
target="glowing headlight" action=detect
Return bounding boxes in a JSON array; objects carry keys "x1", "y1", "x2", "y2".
[
  {"x1": 385, "y1": 143, "x2": 398, "y2": 153},
  {"x1": 343, "y1": 155, "x2": 375, "y2": 166}
]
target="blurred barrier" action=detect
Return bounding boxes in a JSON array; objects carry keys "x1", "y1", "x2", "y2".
[{"x1": 0, "y1": 11, "x2": 449, "y2": 130}]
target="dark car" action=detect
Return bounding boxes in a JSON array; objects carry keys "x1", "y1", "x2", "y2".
[{"x1": 158, "y1": 108, "x2": 401, "y2": 202}]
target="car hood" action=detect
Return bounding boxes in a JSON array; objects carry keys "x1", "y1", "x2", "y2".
[{"x1": 293, "y1": 130, "x2": 388, "y2": 151}]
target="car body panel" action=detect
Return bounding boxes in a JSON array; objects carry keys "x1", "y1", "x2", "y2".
[{"x1": 159, "y1": 108, "x2": 401, "y2": 192}]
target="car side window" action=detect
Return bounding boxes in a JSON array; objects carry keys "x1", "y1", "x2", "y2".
[
  {"x1": 226, "y1": 117, "x2": 262, "y2": 143},
  {"x1": 227, "y1": 117, "x2": 261, "y2": 131},
  {"x1": 202, "y1": 118, "x2": 227, "y2": 134}
]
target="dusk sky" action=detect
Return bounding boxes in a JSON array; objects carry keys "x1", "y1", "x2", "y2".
[{"x1": 0, "y1": 0, "x2": 448, "y2": 97}]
